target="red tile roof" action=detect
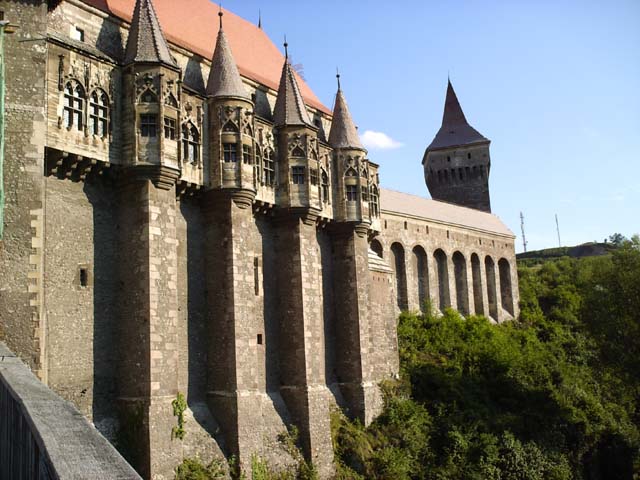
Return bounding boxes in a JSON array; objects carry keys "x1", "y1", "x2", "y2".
[{"x1": 81, "y1": 0, "x2": 330, "y2": 114}]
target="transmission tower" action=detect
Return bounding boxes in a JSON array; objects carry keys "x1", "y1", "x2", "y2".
[{"x1": 520, "y1": 212, "x2": 528, "y2": 252}]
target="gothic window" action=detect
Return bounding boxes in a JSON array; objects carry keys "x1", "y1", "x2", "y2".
[
  {"x1": 362, "y1": 184, "x2": 369, "y2": 202},
  {"x1": 321, "y1": 170, "x2": 329, "y2": 203},
  {"x1": 182, "y1": 123, "x2": 200, "y2": 164},
  {"x1": 140, "y1": 114, "x2": 157, "y2": 137},
  {"x1": 291, "y1": 146, "x2": 305, "y2": 157},
  {"x1": 63, "y1": 81, "x2": 85, "y2": 131},
  {"x1": 164, "y1": 117, "x2": 176, "y2": 140},
  {"x1": 223, "y1": 143, "x2": 237, "y2": 162},
  {"x1": 345, "y1": 167, "x2": 357, "y2": 177},
  {"x1": 89, "y1": 89, "x2": 108, "y2": 136},
  {"x1": 370, "y1": 185, "x2": 379, "y2": 216},
  {"x1": 140, "y1": 89, "x2": 157, "y2": 103},
  {"x1": 242, "y1": 144, "x2": 252, "y2": 165},
  {"x1": 263, "y1": 148, "x2": 275, "y2": 185},
  {"x1": 310, "y1": 168, "x2": 318, "y2": 185},
  {"x1": 254, "y1": 146, "x2": 262, "y2": 184},
  {"x1": 346, "y1": 184, "x2": 358, "y2": 202},
  {"x1": 292, "y1": 166, "x2": 305, "y2": 185}
]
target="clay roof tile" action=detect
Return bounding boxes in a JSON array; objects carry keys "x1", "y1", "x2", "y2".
[
  {"x1": 206, "y1": 22, "x2": 248, "y2": 100},
  {"x1": 328, "y1": 85, "x2": 364, "y2": 150},
  {"x1": 123, "y1": 0, "x2": 177, "y2": 68},
  {"x1": 273, "y1": 57, "x2": 313, "y2": 127}
]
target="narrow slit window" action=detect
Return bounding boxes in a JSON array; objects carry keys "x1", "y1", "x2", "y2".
[{"x1": 79, "y1": 267, "x2": 88, "y2": 287}]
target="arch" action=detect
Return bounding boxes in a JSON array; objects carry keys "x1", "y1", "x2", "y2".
[
  {"x1": 291, "y1": 145, "x2": 305, "y2": 157},
  {"x1": 485, "y1": 256, "x2": 498, "y2": 320},
  {"x1": 139, "y1": 88, "x2": 157, "y2": 103},
  {"x1": 182, "y1": 122, "x2": 200, "y2": 164},
  {"x1": 390, "y1": 243, "x2": 408, "y2": 310},
  {"x1": 345, "y1": 167, "x2": 357, "y2": 177},
  {"x1": 412, "y1": 246, "x2": 429, "y2": 311},
  {"x1": 499, "y1": 258, "x2": 514, "y2": 316},
  {"x1": 222, "y1": 121, "x2": 239, "y2": 133},
  {"x1": 433, "y1": 249, "x2": 449, "y2": 311},
  {"x1": 165, "y1": 92, "x2": 178, "y2": 107},
  {"x1": 452, "y1": 251, "x2": 469, "y2": 316},
  {"x1": 471, "y1": 253, "x2": 483, "y2": 315},
  {"x1": 63, "y1": 80, "x2": 85, "y2": 130},
  {"x1": 89, "y1": 88, "x2": 108, "y2": 136},
  {"x1": 370, "y1": 239, "x2": 383, "y2": 258}
]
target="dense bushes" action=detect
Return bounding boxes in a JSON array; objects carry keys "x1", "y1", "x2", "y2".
[{"x1": 332, "y1": 236, "x2": 640, "y2": 479}]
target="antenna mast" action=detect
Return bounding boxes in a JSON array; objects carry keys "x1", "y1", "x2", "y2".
[
  {"x1": 520, "y1": 212, "x2": 528, "y2": 252},
  {"x1": 555, "y1": 214, "x2": 562, "y2": 247}
]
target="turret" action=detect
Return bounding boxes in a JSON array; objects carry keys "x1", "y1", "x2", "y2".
[
  {"x1": 122, "y1": 0, "x2": 181, "y2": 179},
  {"x1": 273, "y1": 42, "x2": 320, "y2": 212},
  {"x1": 423, "y1": 79, "x2": 491, "y2": 212},
  {"x1": 206, "y1": 9, "x2": 255, "y2": 201},
  {"x1": 328, "y1": 74, "x2": 378, "y2": 227}
]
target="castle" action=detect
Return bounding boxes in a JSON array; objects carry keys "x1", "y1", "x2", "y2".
[{"x1": 0, "y1": 0, "x2": 519, "y2": 478}]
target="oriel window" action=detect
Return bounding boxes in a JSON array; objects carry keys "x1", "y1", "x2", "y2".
[
  {"x1": 243, "y1": 144, "x2": 252, "y2": 165},
  {"x1": 164, "y1": 117, "x2": 176, "y2": 140},
  {"x1": 140, "y1": 114, "x2": 157, "y2": 137},
  {"x1": 310, "y1": 168, "x2": 318, "y2": 186},
  {"x1": 292, "y1": 166, "x2": 305, "y2": 185},
  {"x1": 63, "y1": 82, "x2": 85, "y2": 131},
  {"x1": 263, "y1": 149, "x2": 275, "y2": 185},
  {"x1": 223, "y1": 143, "x2": 237, "y2": 163},
  {"x1": 89, "y1": 90, "x2": 108, "y2": 136},
  {"x1": 346, "y1": 184, "x2": 358, "y2": 202},
  {"x1": 182, "y1": 123, "x2": 200, "y2": 164}
]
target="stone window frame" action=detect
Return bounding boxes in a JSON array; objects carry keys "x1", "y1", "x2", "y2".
[
  {"x1": 263, "y1": 148, "x2": 275, "y2": 186},
  {"x1": 369, "y1": 184, "x2": 379, "y2": 216},
  {"x1": 242, "y1": 144, "x2": 253, "y2": 165},
  {"x1": 88, "y1": 88, "x2": 109, "y2": 138},
  {"x1": 320, "y1": 168, "x2": 330, "y2": 204},
  {"x1": 140, "y1": 114, "x2": 157, "y2": 137},
  {"x1": 223, "y1": 142, "x2": 237, "y2": 163},
  {"x1": 62, "y1": 80, "x2": 85, "y2": 131},
  {"x1": 291, "y1": 166, "x2": 305, "y2": 185},
  {"x1": 163, "y1": 117, "x2": 176, "y2": 140},
  {"x1": 346, "y1": 184, "x2": 358, "y2": 202}
]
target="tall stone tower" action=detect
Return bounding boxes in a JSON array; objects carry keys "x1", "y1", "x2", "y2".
[{"x1": 423, "y1": 80, "x2": 492, "y2": 212}]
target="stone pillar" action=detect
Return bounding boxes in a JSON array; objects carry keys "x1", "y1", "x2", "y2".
[
  {"x1": 426, "y1": 250, "x2": 439, "y2": 312},
  {"x1": 332, "y1": 224, "x2": 384, "y2": 425},
  {"x1": 117, "y1": 166, "x2": 181, "y2": 479},
  {"x1": 465, "y1": 257, "x2": 476, "y2": 316},
  {"x1": 447, "y1": 253, "x2": 457, "y2": 313},
  {"x1": 276, "y1": 212, "x2": 334, "y2": 478}
]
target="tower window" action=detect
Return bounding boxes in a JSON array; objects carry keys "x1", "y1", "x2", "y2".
[
  {"x1": 89, "y1": 90, "x2": 108, "y2": 136},
  {"x1": 257, "y1": 334, "x2": 263, "y2": 345},
  {"x1": 292, "y1": 166, "x2": 305, "y2": 184},
  {"x1": 63, "y1": 82, "x2": 85, "y2": 131},
  {"x1": 467, "y1": 152, "x2": 471, "y2": 159},
  {"x1": 242, "y1": 144, "x2": 252, "y2": 165},
  {"x1": 404, "y1": 221, "x2": 408, "y2": 230},
  {"x1": 79, "y1": 267, "x2": 88, "y2": 287},
  {"x1": 310, "y1": 168, "x2": 318, "y2": 186},
  {"x1": 263, "y1": 149, "x2": 275, "y2": 185},
  {"x1": 447, "y1": 230, "x2": 450, "y2": 239},
  {"x1": 140, "y1": 114, "x2": 157, "y2": 137},
  {"x1": 72, "y1": 26, "x2": 85, "y2": 42},
  {"x1": 163, "y1": 117, "x2": 176, "y2": 139},
  {"x1": 223, "y1": 143, "x2": 237, "y2": 162},
  {"x1": 182, "y1": 123, "x2": 200, "y2": 164},
  {"x1": 321, "y1": 170, "x2": 329, "y2": 203},
  {"x1": 459, "y1": 168, "x2": 463, "y2": 180},
  {"x1": 346, "y1": 184, "x2": 358, "y2": 202}
]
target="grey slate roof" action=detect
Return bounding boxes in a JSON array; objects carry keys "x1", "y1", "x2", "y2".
[
  {"x1": 426, "y1": 80, "x2": 489, "y2": 151},
  {"x1": 328, "y1": 87, "x2": 364, "y2": 150},
  {"x1": 273, "y1": 58, "x2": 312, "y2": 127},
  {"x1": 206, "y1": 25, "x2": 249, "y2": 99},
  {"x1": 123, "y1": 0, "x2": 178, "y2": 68}
]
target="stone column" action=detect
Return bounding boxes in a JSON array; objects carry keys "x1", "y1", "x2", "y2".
[
  {"x1": 117, "y1": 166, "x2": 181, "y2": 479},
  {"x1": 276, "y1": 212, "x2": 334, "y2": 478},
  {"x1": 447, "y1": 252, "x2": 457, "y2": 312},
  {"x1": 426, "y1": 250, "x2": 439, "y2": 313},
  {"x1": 465, "y1": 257, "x2": 476, "y2": 316}
]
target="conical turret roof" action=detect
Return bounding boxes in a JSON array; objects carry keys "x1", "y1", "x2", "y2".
[
  {"x1": 329, "y1": 81, "x2": 364, "y2": 150},
  {"x1": 426, "y1": 80, "x2": 488, "y2": 151},
  {"x1": 124, "y1": 0, "x2": 177, "y2": 68},
  {"x1": 206, "y1": 14, "x2": 249, "y2": 99},
  {"x1": 273, "y1": 51, "x2": 312, "y2": 127}
]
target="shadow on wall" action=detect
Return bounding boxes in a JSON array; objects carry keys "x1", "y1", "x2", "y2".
[
  {"x1": 184, "y1": 56, "x2": 206, "y2": 93},
  {"x1": 96, "y1": 17, "x2": 125, "y2": 61}
]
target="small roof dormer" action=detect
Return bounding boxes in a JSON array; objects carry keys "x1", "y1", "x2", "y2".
[
  {"x1": 123, "y1": 0, "x2": 178, "y2": 69},
  {"x1": 328, "y1": 74, "x2": 364, "y2": 151},
  {"x1": 273, "y1": 42, "x2": 313, "y2": 128},
  {"x1": 206, "y1": 10, "x2": 249, "y2": 100}
]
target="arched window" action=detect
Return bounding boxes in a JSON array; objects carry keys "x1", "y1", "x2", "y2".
[
  {"x1": 391, "y1": 243, "x2": 408, "y2": 310},
  {"x1": 434, "y1": 249, "x2": 450, "y2": 311},
  {"x1": 63, "y1": 81, "x2": 85, "y2": 130},
  {"x1": 263, "y1": 148, "x2": 275, "y2": 185},
  {"x1": 345, "y1": 167, "x2": 357, "y2": 177},
  {"x1": 370, "y1": 239, "x2": 383, "y2": 258},
  {"x1": 222, "y1": 121, "x2": 238, "y2": 132},
  {"x1": 452, "y1": 251, "x2": 469, "y2": 316},
  {"x1": 321, "y1": 169, "x2": 329, "y2": 203},
  {"x1": 412, "y1": 246, "x2": 429, "y2": 311},
  {"x1": 89, "y1": 90, "x2": 108, "y2": 136},
  {"x1": 182, "y1": 123, "x2": 200, "y2": 164},
  {"x1": 370, "y1": 185, "x2": 379, "y2": 216},
  {"x1": 139, "y1": 89, "x2": 157, "y2": 103}
]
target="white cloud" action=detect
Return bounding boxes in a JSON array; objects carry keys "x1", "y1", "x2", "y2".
[{"x1": 360, "y1": 130, "x2": 403, "y2": 150}]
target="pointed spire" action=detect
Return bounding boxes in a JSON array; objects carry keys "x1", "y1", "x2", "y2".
[
  {"x1": 258, "y1": 9, "x2": 262, "y2": 29},
  {"x1": 426, "y1": 79, "x2": 488, "y2": 151},
  {"x1": 328, "y1": 74, "x2": 363, "y2": 150},
  {"x1": 124, "y1": 0, "x2": 177, "y2": 68},
  {"x1": 206, "y1": 9, "x2": 249, "y2": 99},
  {"x1": 273, "y1": 41, "x2": 312, "y2": 127}
]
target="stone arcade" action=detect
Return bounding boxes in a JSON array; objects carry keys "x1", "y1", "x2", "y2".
[{"x1": 0, "y1": 0, "x2": 519, "y2": 477}]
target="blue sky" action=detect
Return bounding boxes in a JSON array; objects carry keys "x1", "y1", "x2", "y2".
[{"x1": 218, "y1": 0, "x2": 639, "y2": 252}]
